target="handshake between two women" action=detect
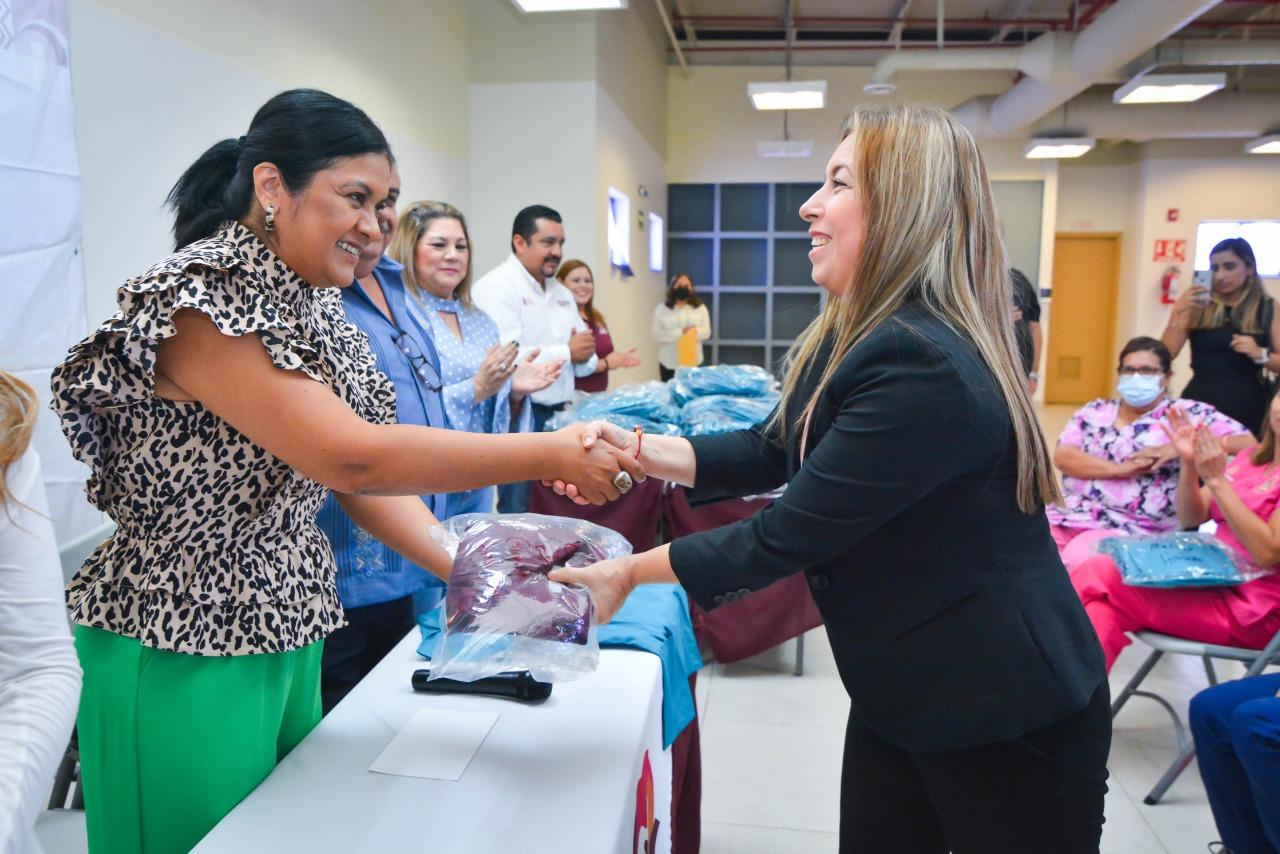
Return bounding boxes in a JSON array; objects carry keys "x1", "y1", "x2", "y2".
[{"x1": 547, "y1": 420, "x2": 665, "y2": 505}]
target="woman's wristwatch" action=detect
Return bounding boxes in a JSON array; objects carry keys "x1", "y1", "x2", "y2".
[{"x1": 1255, "y1": 349, "x2": 1270, "y2": 366}]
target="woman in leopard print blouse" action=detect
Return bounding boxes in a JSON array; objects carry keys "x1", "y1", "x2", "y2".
[{"x1": 52, "y1": 89, "x2": 643, "y2": 854}]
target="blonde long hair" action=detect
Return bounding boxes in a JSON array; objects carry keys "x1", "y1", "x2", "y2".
[
  {"x1": 0, "y1": 370, "x2": 38, "y2": 511},
  {"x1": 775, "y1": 103, "x2": 1058, "y2": 512},
  {"x1": 388, "y1": 200, "x2": 475, "y2": 307}
]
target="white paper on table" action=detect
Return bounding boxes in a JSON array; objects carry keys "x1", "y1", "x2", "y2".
[{"x1": 368, "y1": 708, "x2": 500, "y2": 781}]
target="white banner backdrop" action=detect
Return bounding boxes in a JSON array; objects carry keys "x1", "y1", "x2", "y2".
[{"x1": 1, "y1": 0, "x2": 100, "y2": 543}]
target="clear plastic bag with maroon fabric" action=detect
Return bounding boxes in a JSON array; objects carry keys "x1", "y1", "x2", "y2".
[{"x1": 427, "y1": 513, "x2": 631, "y2": 682}]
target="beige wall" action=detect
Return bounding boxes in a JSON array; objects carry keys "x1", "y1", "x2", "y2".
[
  {"x1": 594, "y1": 87, "x2": 668, "y2": 384},
  {"x1": 468, "y1": 0, "x2": 595, "y2": 84},
  {"x1": 666, "y1": 65, "x2": 1015, "y2": 183},
  {"x1": 467, "y1": 80, "x2": 599, "y2": 280},
  {"x1": 1053, "y1": 153, "x2": 1280, "y2": 388},
  {"x1": 70, "y1": 0, "x2": 470, "y2": 325},
  {"x1": 594, "y1": 0, "x2": 668, "y2": 158}
]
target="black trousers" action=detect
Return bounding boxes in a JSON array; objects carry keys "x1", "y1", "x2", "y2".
[
  {"x1": 659, "y1": 365, "x2": 676, "y2": 383},
  {"x1": 320, "y1": 595, "x2": 417, "y2": 715},
  {"x1": 840, "y1": 680, "x2": 1111, "y2": 854}
]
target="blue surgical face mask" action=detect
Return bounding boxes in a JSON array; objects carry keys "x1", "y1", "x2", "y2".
[{"x1": 1117, "y1": 374, "x2": 1164, "y2": 407}]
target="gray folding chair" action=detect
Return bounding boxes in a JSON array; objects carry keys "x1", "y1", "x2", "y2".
[
  {"x1": 57, "y1": 520, "x2": 115, "y2": 586},
  {"x1": 1110, "y1": 626, "x2": 1280, "y2": 804},
  {"x1": 44, "y1": 521, "x2": 117, "y2": 814}
]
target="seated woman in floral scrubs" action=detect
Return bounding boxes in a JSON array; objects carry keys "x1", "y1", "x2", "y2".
[
  {"x1": 1073, "y1": 388, "x2": 1280, "y2": 671},
  {"x1": 1048, "y1": 337, "x2": 1253, "y2": 570}
]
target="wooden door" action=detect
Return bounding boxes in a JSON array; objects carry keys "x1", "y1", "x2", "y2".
[{"x1": 1045, "y1": 233, "x2": 1121, "y2": 405}]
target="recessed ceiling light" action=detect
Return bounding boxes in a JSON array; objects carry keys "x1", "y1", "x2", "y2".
[
  {"x1": 1246, "y1": 134, "x2": 1280, "y2": 155},
  {"x1": 1113, "y1": 72, "x2": 1226, "y2": 105},
  {"x1": 1023, "y1": 137, "x2": 1096, "y2": 159},
  {"x1": 512, "y1": 0, "x2": 625, "y2": 11},
  {"x1": 757, "y1": 140, "x2": 815, "y2": 158},
  {"x1": 747, "y1": 80, "x2": 827, "y2": 111}
]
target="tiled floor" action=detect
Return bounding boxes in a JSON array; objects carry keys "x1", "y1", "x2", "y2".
[{"x1": 694, "y1": 402, "x2": 1254, "y2": 854}]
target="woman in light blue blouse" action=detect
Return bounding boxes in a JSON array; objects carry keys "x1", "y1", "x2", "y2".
[{"x1": 389, "y1": 201, "x2": 561, "y2": 516}]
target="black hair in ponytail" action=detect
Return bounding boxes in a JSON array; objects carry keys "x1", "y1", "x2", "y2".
[{"x1": 165, "y1": 88, "x2": 392, "y2": 249}]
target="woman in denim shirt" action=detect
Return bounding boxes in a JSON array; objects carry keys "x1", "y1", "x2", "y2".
[{"x1": 389, "y1": 201, "x2": 560, "y2": 517}]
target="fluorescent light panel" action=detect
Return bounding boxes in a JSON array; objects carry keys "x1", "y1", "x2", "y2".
[
  {"x1": 747, "y1": 80, "x2": 827, "y2": 111},
  {"x1": 1245, "y1": 134, "x2": 1280, "y2": 155},
  {"x1": 1023, "y1": 137, "x2": 1096, "y2": 159},
  {"x1": 757, "y1": 140, "x2": 814, "y2": 158},
  {"x1": 513, "y1": 0, "x2": 624, "y2": 11},
  {"x1": 1114, "y1": 72, "x2": 1226, "y2": 104}
]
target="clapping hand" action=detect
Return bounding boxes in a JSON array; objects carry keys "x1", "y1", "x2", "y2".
[
  {"x1": 1193, "y1": 425, "x2": 1228, "y2": 483},
  {"x1": 1163, "y1": 407, "x2": 1200, "y2": 463},
  {"x1": 473, "y1": 342, "x2": 519, "y2": 402},
  {"x1": 605, "y1": 348, "x2": 642, "y2": 371},
  {"x1": 511, "y1": 348, "x2": 562, "y2": 398},
  {"x1": 569, "y1": 330, "x2": 596, "y2": 363}
]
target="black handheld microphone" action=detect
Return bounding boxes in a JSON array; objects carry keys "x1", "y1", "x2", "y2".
[{"x1": 411, "y1": 669, "x2": 553, "y2": 702}]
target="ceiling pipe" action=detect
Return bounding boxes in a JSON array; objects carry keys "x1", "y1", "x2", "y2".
[
  {"x1": 952, "y1": 0, "x2": 1224, "y2": 138},
  {"x1": 1122, "y1": 38, "x2": 1280, "y2": 76},
  {"x1": 654, "y1": 0, "x2": 690, "y2": 77},
  {"x1": 867, "y1": 33, "x2": 1280, "y2": 94},
  {"x1": 1031, "y1": 91, "x2": 1280, "y2": 140},
  {"x1": 866, "y1": 31, "x2": 1071, "y2": 92}
]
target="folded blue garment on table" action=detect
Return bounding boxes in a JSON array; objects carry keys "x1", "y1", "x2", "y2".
[
  {"x1": 681, "y1": 392, "x2": 780, "y2": 436},
  {"x1": 419, "y1": 583, "x2": 701, "y2": 746},
  {"x1": 1099, "y1": 532, "x2": 1257, "y2": 588},
  {"x1": 545, "y1": 381, "x2": 683, "y2": 434},
  {"x1": 671, "y1": 364, "x2": 775, "y2": 404}
]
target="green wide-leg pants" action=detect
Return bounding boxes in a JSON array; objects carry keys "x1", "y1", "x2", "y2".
[{"x1": 73, "y1": 625, "x2": 323, "y2": 854}]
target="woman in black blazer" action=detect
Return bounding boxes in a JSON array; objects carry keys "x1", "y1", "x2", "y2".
[{"x1": 552, "y1": 104, "x2": 1110, "y2": 853}]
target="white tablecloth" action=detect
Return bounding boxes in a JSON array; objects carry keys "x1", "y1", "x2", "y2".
[{"x1": 193, "y1": 631, "x2": 671, "y2": 854}]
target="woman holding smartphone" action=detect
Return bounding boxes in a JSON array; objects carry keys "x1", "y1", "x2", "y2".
[{"x1": 1163, "y1": 237, "x2": 1278, "y2": 437}]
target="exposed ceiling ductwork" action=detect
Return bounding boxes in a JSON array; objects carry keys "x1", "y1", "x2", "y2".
[
  {"x1": 865, "y1": 31, "x2": 1072, "y2": 93},
  {"x1": 951, "y1": 0, "x2": 1225, "y2": 138},
  {"x1": 867, "y1": 36, "x2": 1280, "y2": 95},
  {"x1": 1122, "y1": 38, "x2": 1280, "y2": 77},
  {"x1": 1031, "y1": 91, "x2": 1280, "y2": 141}
]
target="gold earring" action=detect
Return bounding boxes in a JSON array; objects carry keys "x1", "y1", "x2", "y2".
[{"x1": 264, "y1": 205, "x2": 276, "y2": 232}]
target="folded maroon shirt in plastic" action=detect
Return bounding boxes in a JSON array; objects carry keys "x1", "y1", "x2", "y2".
[{"x1": 431, "y1": 513, "x2": 632, "y2": 682}]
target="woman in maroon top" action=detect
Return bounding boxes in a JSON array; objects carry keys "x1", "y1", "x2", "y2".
[{"x1": 558, "y1": 260, "x2": 640, "y2": 393}]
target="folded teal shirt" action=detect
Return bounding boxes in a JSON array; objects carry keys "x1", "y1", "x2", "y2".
[{"x1": 418, "y1": 584, "x2": 701, "y2": 747}]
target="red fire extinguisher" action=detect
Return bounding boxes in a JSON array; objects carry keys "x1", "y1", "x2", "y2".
[{"x1": 1160, "y1": 265, "x2": 1181, "y2": 305}]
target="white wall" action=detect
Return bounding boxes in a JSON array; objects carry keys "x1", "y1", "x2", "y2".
[
  {"x1": 69, "y1": 0, "x2": 470, "y2": 325},
  {"x1": 1053, "y1": 153, "x2": 1280, "y2": 388},
  {"x1": 1130, "y1": 155, "x2": 1280, "y2": 381},
  {"x1": 666, "y1": 65, "x2": 1016, "y2": 183},
  {"x1": 466, "y1": 80, "x2": 599, "y2": 280},
  {"x1": 595, "y1": 87, "x2": 668, "y2": 383}
]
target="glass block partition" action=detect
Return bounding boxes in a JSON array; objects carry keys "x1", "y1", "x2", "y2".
[{"x1": 667, "y1": 182, "x2": 825, "y2": 373}]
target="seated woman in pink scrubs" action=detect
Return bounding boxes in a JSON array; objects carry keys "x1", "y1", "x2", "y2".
[
  {"x1": 1048, "y1": 337, "x2": 1253, "y2": 570},
  {"x1": 1072, "y1": 384, "x2": 1280, "y2": 671}
]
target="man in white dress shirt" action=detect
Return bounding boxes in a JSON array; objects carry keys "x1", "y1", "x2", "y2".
[{"x1": 472, "y1": 204, "x2": 598, "y2": 511}]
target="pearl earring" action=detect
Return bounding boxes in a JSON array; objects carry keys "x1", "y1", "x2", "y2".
[{"x1": 264, "y1": 205, "x2": 276, "y2": 232}]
